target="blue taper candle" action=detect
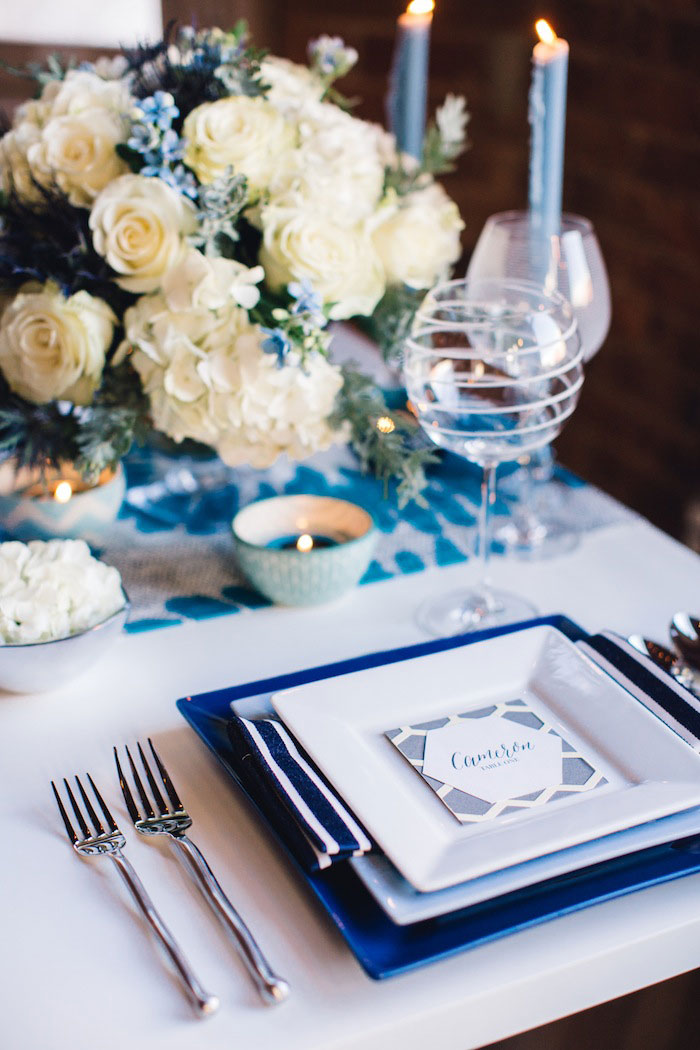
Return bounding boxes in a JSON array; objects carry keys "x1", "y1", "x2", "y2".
[
  {"x1": 528, "y1": 20, "x2": 569, "y2": 253},
  {"x1": 387, "y1": 0, "x2": 434, "y2": 160}
]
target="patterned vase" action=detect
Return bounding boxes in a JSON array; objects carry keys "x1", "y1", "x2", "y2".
[{"x1": 0, "y1": 461, "x2": 126, "y2": 543}]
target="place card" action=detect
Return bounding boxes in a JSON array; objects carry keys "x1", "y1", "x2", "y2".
[{"x1": 385, "y1": 699, "x2": 607, "y2": 824}]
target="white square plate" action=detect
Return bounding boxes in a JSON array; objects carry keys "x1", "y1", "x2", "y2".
[{"x1": 272, "y1": 625, "x2": 700, "y2": 892}]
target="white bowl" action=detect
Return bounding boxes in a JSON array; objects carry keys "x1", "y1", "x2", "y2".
[{"x1": 0, "y1": 591, "x2": 129, "y2": 694}]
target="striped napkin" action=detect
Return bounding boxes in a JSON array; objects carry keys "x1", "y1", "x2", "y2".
[
  {"x1": 227, "y1": 714, "x2": 372, "y2": 872},
  {"x1": 577, "y1": 631, "x2": 700, "y2": 750}
]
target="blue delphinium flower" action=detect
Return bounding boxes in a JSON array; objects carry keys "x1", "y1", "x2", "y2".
[
  {"x1": 261, "y1": 327, "x2": 292, "y2": 368},
  {"x1": 160, "y1": 129, "x2": 186, "y2": 162},
  {"x1": 288, "y1": 279, "x2": 325, "y2": 327},
  {"x1": 135, "y1": 91, "x2": 179, "y2": 130},
  {"x1": 127, "y1": 122, "x2": 160, "y2": 154}
]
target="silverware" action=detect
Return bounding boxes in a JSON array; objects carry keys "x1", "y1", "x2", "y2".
[
  {"x1": 115, "y1": 740, "x2": 290, "y2": 1006},
  {"x1": 628, "y1": 635, "x2": 700, "y2": 698},
  {"x1": 670, "y1": 614, "x2": 700, "y2": 673},
  {"x1": 51, "y1": 774, "x2": 219, "y2": 1018}
]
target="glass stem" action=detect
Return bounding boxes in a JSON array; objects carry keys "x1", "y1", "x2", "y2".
[{"x1": 476, "y1": 464, "x2": 497, "y2": 609}]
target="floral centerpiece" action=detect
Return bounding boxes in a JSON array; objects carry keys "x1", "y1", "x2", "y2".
[{"x1": 0, "y1": 25, "x2": 467, "y2": 504}]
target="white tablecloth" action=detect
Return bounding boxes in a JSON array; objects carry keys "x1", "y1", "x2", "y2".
[{"x1": 2, "y1": 514, "x2": 699, "y2": 1050}]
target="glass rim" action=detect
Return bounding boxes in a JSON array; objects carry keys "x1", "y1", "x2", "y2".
[
  {"x1": 418, "y1": 276, "x2": 575, "y2": 312},
  {"x1": 480, "y1": 210, "x2": 595, "y2": 236}
]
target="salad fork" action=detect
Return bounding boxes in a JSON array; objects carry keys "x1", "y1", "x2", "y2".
[
  {"x1": 115, "y1": 740, "x2": 290, "y2": 1005},
  {"x1": 51, "y1": 774, "x2": 219, "y2": 1018}
]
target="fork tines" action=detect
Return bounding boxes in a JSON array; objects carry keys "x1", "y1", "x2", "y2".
[
  {"x1": 115, "y1": 738, "x2": 184, "y2": 822},
  {"x1": 51, "y1": 773, "x2": 119, "y2": 844}
]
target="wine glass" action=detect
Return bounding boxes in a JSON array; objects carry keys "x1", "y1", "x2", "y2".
[
  {"x1": 466, "y1": 211, "x2": 610, "y2": 556},
  {"x1": 404, "y1": 278, "x2": 583, "y2": 636}
]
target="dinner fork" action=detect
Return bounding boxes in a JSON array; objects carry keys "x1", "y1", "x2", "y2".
[
  {"x1": 51, "y1": 774, "x2": 219, "y2": 1017},
  {"x1": 115, "y1": 740, "x2": 290, "y2": 1005}
]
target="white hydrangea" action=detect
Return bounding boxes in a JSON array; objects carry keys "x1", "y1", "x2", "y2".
[
  {"x1": 0, "y1": 539, "x2": 125, "y2": 645},
  {"x1": 260, "y1": 56, "x2": 325, "y2": 117},
  {"x1": 267, "y1": 100, "x2": 385, "y2": 226},
  {"x1": 119, "y1": 253, "x2": 345, "y2": 468}
]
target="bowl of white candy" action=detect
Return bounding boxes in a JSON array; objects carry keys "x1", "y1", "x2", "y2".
[{"x1": 0, "y1": 539, "x2": 128, "y2": 693}]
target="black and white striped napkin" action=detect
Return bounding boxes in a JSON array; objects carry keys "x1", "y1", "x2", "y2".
[
  {"x1": 577, "y1": 631, "x2": 700, "y2": 750},
  {"x1": 227, "y1": 714, "x2": 372, "y2": 872}
]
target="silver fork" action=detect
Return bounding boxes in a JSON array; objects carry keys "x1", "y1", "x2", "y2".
[
  {"x1": 115, "y1": 740, "x2": 290, "y2": 1005},
  {"x1": 51, "y1": 774, "x2": 219, "y2": 1018}
]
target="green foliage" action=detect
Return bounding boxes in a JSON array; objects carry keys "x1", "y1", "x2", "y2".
[
  {"x1": 367, "y1": 284, "x2": 425, "y2": 367},
  {"x1": 332, "y1": 368, "x2": 438, "y2": 508},
  {"x1": 190, "y1": 169, "x2": 249, "y2": 256}
]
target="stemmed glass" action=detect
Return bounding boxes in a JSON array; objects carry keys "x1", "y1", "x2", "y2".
[
  {"x1": 466, "y1": 212, "x2": 610, "y2": 556},
  {"x1": 404, "y1": 278, "x2": 583, "y2": 636}
]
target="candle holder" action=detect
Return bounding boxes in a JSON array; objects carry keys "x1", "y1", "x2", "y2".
[
  {"x1": 232, "y1": 495, "x2": 377, "y2": 606},
  {"x1": 0, "y1": 461, "x2": 126, "y2": 542}
]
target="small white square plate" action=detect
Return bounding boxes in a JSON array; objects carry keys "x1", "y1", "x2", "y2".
[{"x1": 272, "y1": 625, "x2": 700, "y2": 892}]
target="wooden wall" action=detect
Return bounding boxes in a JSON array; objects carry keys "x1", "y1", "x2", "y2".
[{"x1": 2, "y1": 0, "x2": 698, "y2": 540}]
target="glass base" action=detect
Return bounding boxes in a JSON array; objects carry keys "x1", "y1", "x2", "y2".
[
  {"x1": 494, "y1": 515, "x2": 579, "y2": 561},
  {"x1": 416, "y1": 587, "x2": 538, "y2": 638}
]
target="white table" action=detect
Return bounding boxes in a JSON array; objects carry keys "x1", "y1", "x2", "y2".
[{"x1": 2, "y1": 513, "x2": 699, "y2": 1050}]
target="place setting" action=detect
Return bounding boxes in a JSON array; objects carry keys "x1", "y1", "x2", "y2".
[{"x1": 0, "y1": 6, "x2": 698, "y2": 1042}]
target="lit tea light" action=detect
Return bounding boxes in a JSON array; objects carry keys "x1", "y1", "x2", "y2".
[
  {"x1": 269, "y1": 533, "x2": 339, "y2": 552},
  {"x1": 53, "y1": 481, "x2": 73, "y2": 504},
  {"x1": 232, "y1": 495, "x2": 377, "y2": 606}
]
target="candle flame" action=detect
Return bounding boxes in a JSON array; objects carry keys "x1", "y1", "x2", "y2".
[
  {"x1": 535, "y1": 19, "x2": 557, "y2": 44},
  {"x1": 296, "y1": 533, "x2": 314, "y2": 553},
  {"x1": 407, "y1": 0, "x2": 434, "y2": 15},
  {"x1": 54, "y1": 481, "x2": 73, "y2": 504}
]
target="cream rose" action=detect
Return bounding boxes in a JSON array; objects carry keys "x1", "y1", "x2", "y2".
[
  {"x1": 183, "y1": 96, "x2": 294, "y2": 193},
  {"x1": 21, "y1": 70, "x2": 132, "y2": 208},
  {"x1": 0, "y1": 122, "x2": 44, "y2": 205},
  {"x1": 260, "y1": 207, "x2": 386, "y2": 320},
  {"x1": 27, "y1": 109, "x2": 129, "y2": 208},
  {"x1": 89, "y1": 174, "x2": 197, "y2": 293},
  {"x1": 0, "y1": 281, "x2": 116, "y2": 405},
  {"x1": 372, "y1": 183, "x2": 464, "y2": 289}
]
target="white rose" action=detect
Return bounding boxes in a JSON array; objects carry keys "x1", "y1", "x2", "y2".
[
  {"x1": 0, "y1": 281, "x2": 115, "y2": 405},
  {"x1": 90, "y1": 174, "x2": 197, "y2": 293},
  {"x1": 27, "y1": 109, "x2": 129, "y2": 207},
  {"x1": 44, "y1": 70, "x2": 132, "y2": 118},
  {"x1": 372, "y1": 182, "x2": 464, "y2": 289},
  {"x1": 24, "y1": 70, "x2": 132, "y2": 208},
  {"x1": 183, "y1": 96, "x2": 295, "y2": 193},
  {"x1": 260, "y1": 207, "x2": 385, "y2": 320},
  {"x1": 0, "y1": 122, "x2": 44, "y2": 205}
]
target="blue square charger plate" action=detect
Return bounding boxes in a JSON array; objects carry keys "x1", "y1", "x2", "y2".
[{"x1": 176, "y1": 616, "x2": 700, "y2": 979}]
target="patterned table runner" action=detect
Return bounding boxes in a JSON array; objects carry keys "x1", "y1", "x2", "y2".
[{"x1": 89, "y1": 443, "x2": 633, "y2": 634}]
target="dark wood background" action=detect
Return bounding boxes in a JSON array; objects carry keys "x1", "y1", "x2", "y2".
[
  {"x1": 1, "y1": 3, "x2": 699, "y2": 1045},
  {"x1": 1, "y1": 0, "x2": 698, "y2": 547}
]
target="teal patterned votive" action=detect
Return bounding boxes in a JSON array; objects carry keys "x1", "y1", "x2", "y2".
[{"x1": 232, "y1": 495, "x2": 377, "y2": 606}]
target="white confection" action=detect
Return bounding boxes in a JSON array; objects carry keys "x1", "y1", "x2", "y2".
[{"x1": 0, "y1": 539, "x2": 124, "y2": 644}]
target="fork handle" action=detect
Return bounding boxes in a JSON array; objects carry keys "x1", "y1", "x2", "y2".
[
  {"x1": 110, "y1": 850, "x2": 220, "y2": 1017},
  {"x1": 171, "y1": 834, "x2": 290, "y2": 1005}
]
